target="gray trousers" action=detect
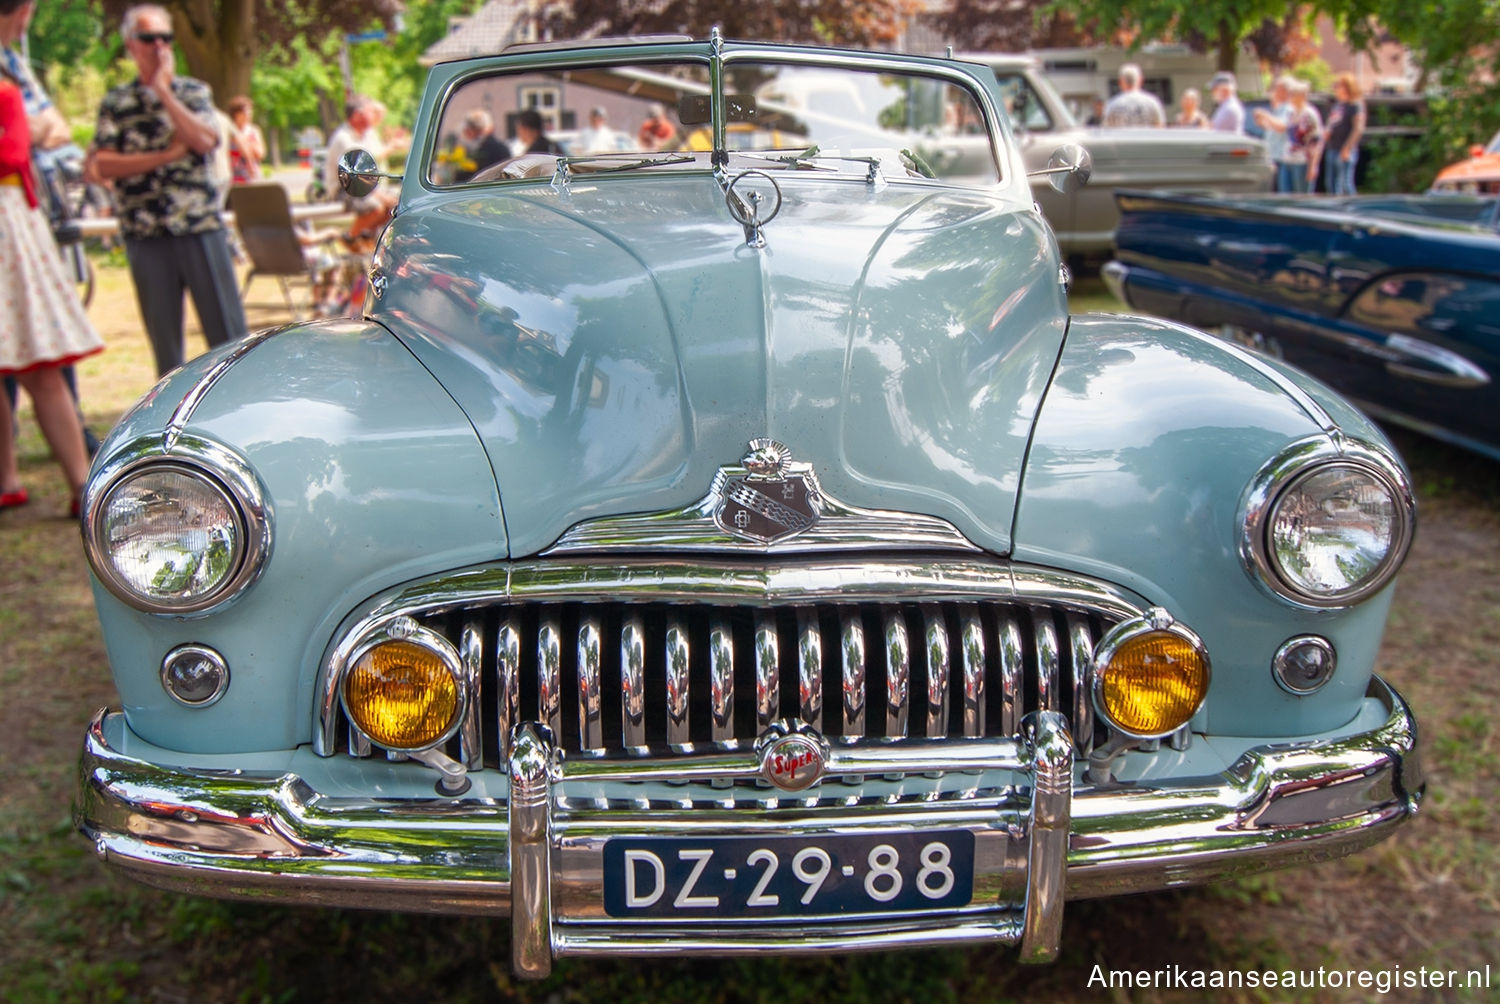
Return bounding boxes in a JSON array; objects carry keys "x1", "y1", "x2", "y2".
[{"x1": 124, "y1": 229, "x2": 249, "y2": 376}]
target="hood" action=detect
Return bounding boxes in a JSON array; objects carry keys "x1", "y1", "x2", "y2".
[{"x1": 373, "y1": 174, "x2": 1067, "y2": 557}]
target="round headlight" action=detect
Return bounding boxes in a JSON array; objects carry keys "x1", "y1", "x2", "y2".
[
  {"x1": 342, "y1": 636, "x2": 463, "y2": 751},
  {"x1": 85, "y1": 440, "x2": 270, "y2": 615},
  {"x1": 1243, "y1": 440, "x2": 1414, "y2": 609},
  {"x1": 92, "y1": 465, "x2": 243, "y2": 610},
  {"x1": 1093, "y1": 610, "x2": 1210, "y2": 739},
  {"x1": 1265, "y1": 462, "x2": 1410, "y2": 606}
]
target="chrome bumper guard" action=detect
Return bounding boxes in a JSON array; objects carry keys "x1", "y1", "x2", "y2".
[{"x1": 77, "y1": 679, "x2": 1422, "y2": 977}]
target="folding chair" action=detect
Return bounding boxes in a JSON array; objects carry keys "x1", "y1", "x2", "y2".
[{"x1": 226, "y1": 182, "x2": 320, "y2": 318}]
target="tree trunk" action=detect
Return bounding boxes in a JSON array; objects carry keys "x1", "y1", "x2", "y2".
[
  {"x1": 172, "y1": 0, "x2": 256, "y2": 105},
  {"x1": 1216, "y1": 19, "x2": 1238, "y2": 73}
]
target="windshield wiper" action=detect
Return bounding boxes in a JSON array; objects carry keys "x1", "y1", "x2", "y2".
[
  {"x1": 551, "y1": 153, "x2": 696, "y2": 186},
  {"x1": 739, "y1": 146, "x2": 884, "y2": 183}
]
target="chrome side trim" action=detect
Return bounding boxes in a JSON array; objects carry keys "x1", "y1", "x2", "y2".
[
  {"x1": 665, "y1": 619, "x2": 691, "y2": 749},
  {"x1": 621, "y1": 617, "x2": 646, "y2": 752},
  {"x1": 884, "y1": 608, "x2": 910, "y2": 739},
  {"x1": 840, "y1": 611, "x2": 866, "y2": 740},
  {"x1": 163, "y1": 323, "x2": 289, "y2": 451},
  {"x1": 577, "y1": 618, "x2": 603, "y2": 755}
]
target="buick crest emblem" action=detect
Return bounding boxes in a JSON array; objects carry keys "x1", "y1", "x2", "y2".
[
  {"x1": 757, "y1": 725, "x2": 829, "y2": 791},
  {"x1": 713, "y1": 438, "x2": 822, "y2": 543}
]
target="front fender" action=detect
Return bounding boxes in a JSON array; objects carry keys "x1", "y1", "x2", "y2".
[
  {"x1": 1014, "y1": 313, "x2": 1398, "y2": 737},
  {"x1": 90, "y1": 320, "x2": 505, "y2": 754}
]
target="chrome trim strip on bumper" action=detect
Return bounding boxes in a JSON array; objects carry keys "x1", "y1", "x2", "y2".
[{"x1": 78, "y1": 679, "x2": 1422, "y2": 972}]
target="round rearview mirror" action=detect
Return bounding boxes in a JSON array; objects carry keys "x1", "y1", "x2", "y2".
[
  {"x1": 1046, "y1": 144, "x2": 1092, "y2": 194},
  {"x1": 338, "y1": 149, "x2": 381, "y2": 198}
]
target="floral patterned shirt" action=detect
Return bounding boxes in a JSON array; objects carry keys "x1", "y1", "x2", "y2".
[{"x1": 94, "y1": 76, "x2": 223, "y2": 239}]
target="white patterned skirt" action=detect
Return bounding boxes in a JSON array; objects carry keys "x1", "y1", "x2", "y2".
[{"x1": 0, "y1": 183, "x2": 105, "y2": 375}]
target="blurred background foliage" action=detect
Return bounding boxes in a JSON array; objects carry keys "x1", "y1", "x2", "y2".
[{"x1": 13, "y1": 0, "x2": 1500, "y2": 191}]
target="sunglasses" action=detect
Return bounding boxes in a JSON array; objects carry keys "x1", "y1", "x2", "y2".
[{"x1": 134, "y1": 31, "x2": 174, "y2": 45}]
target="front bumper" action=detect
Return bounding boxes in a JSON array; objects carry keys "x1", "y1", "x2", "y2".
[{"x1": 78, "y1": 678, "x2": 1421, "y2": 976}]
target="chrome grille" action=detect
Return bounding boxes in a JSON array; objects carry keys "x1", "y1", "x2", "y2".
[{"x1": 334, "y1": 598, "x2": 1116, "y2": 767}]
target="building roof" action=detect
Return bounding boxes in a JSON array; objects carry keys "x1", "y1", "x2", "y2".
[{"x1": 421, "y1": 0, "x2": 537, "y2": 66}]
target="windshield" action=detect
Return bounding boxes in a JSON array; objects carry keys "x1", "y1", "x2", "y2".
[{"x1": 427, "y1": 59, "x2": 1000, "y2": 187}]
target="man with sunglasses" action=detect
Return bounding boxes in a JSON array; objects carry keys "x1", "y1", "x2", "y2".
[{"x1": 90, "y1": 3, "x2": 246, "y2": 376}]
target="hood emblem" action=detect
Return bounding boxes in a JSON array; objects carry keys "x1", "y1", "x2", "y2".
[
  {"x1": 714, "y1": 438, "x2": 822, "y2": 543},
  {"x1": 757, "y1": 723, "x2": 830, "y2": 792}
]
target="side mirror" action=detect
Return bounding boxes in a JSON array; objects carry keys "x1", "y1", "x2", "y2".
[
  {"x1": 338, "y1": 149, "x2": 388, "y2": 197},
  {"x1": 1029, "y1": 143, "x2": 1092, "y2": 194}
]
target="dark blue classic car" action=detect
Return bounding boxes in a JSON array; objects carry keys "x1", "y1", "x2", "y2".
[{"x1": 1106, "y1": 190, "x2": 1500, "y2": 460}]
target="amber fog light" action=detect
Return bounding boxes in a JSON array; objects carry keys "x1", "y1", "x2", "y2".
[
  {"x1": 341, "y1": 635, "x2": 462, "y2": 751},
  {"x1": 1093, "y1": 610, "x2": 1210, "y2": 739}
]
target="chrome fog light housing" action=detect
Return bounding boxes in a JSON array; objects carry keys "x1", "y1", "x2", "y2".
[
  {"x1": 341, "y1": 619, "x2": 466, "y2": 752},
  {"x1": 1242, "y1": 438, "x2": 1414, "y2": 609},
  {"x1": 1092, "y1": 608, "x2": 1211, "y2": 740},
  {"x1": 1273, "y1": 636, "x2": 1337, "y2": 695},
  {"x1": 85, "y1": 437, "x2": 270, "y2": 615},
  {"x1": 161, "y1": 645, "x2": 230, "y2": 706}
]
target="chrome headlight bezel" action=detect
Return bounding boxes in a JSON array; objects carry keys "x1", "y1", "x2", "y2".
[
  {"x1": 338, "y1": 617, "x2": 468, "y2": 754},
  {"x1": 83, "y1": 434, "x2": 272, "y2": 615},
  {"x1": 1240, "y1": 436, "x2": 1415, "y2": 610}
]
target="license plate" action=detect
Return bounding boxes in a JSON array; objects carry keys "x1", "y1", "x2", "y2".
[{"x1": 603, "y1": 830, "x2": 975, "y2": 918}]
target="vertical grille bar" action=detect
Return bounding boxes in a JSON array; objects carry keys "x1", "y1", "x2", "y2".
[
  {"x1": 755, "y1": 612, "x2": 779, "y2": 732},
  {"x1": 665, "y1": 619, "x2": 691, "y2": 748},
  {"x1": 959, "y1": 604, "x2": 985, "y2": 738},
  {"x1": 497, "y1": 618, "x2": 520, "y2": 759},
  {"x1": 997, "y1": 614, "x2": 1023, "y2": 736},
  {"x1": 1066, "y1": 614, "x2": 1095, "y2": 757},
  {"x1": 459, "y1": 619, "x2": 483, "y2": 768},
  {"x1": 621, "y1": 616, "x2": 647, "y2": 752},
  {"x1": 839, "y1": 610, "x2": 866, "y2": 740},
  {"x1": 709, "y1": 618, "x2": 734, "y2": 743},
  {"x1": 577, "y1": 617, "x2": 603, "y2": 754},
  {"x1": 922, "y1": 604, "x2": 949, "y2": 738},
  {"x1": 1034, "y1": 610, "x2": 1060, "y2": 713},
  {"x1": 884, "y1": 608, "x2": 910, "y2": 739},
  {"x1": 797, "y1": 608, "x2": 822, "y2": 731},
  {"x1": 538, "y1": 615, "x2": 562, "y2": 738}
]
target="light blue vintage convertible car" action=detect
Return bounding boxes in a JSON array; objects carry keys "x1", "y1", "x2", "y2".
[{"x1": 76, "y1": 35, "x2": 1422, "y2": 977}]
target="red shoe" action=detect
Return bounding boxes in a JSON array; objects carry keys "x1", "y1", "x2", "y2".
[
  {"x1": 70, "y1": 494, "x2": 82, "y2": 519},
  {"x1": 0, "y1": 487, "x2": 28, "y2": 510}
]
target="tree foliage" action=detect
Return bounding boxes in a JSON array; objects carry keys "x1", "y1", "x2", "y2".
[
  {"x1": 933, "y1": 0, "x2": 1095, "y2": 53},
  {"x1": 1047, "y1": 0, "x2": 1294, "y2": 71},
  {"x1": 97, "y1": 0, "x2": 403, "y2": 103},
  {"x1": 542, "y1": 0, "x2": 923, "y2": 48}
]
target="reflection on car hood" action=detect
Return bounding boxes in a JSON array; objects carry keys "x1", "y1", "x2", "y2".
[{"x1": 373, "y1": 175, "x2": 1066, "y2": 557}]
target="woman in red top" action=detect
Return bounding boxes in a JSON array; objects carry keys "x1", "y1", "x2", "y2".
[{"x1": 0, "y1": 72, "x2": 104, "y2": 516}]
